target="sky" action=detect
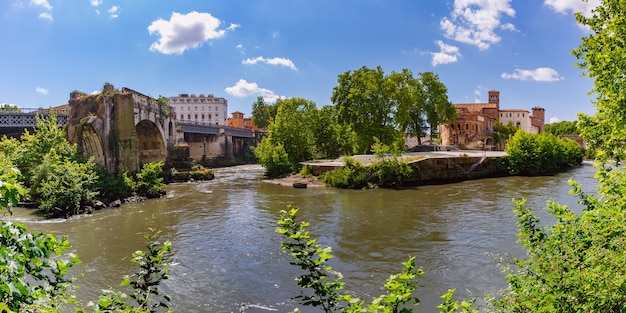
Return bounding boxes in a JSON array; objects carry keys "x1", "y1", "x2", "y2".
[{"x1": 0, "y1": 0, "x2": 602, "y2": 123}]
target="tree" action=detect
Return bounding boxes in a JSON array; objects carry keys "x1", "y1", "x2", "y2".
[
  {"x1": 251, "y1": 96, "x2": 278, "y2": 129},
  {"x1": 545, "y1": 120, "x2": 579, "y2": 136},
  {"x1": 331, "y1": 66, "x2": 399, "y2": 154},
  {"x1": 311, "y1": 105, "x2": 356, "y2": 159},
  {"x1": 573, "y1": 1, "x2": 626, "y2": 162},
  {"x1": 0, "y1": 103, "x2": 21, "y2": 113},
  {"x1": 420, "y1": 72, "x2": 456, "y2": 139},
  {"x1": 391, "y1": 69, "x2": 428, "y2": 145},
  {"x1": 270, "y1": 98, "x2": 318, "y2": 165}
]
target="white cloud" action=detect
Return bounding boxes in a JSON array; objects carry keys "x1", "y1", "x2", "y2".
[
  {"x1": 35, "y1": 87, "x2": 49, "y2": 95},
  {"x1": 90, "y1": 90, "x2": 101, "y2": 95},
  {"x1": 430, "y1": 40, "x2": 461, "y2": 66},
  {"x1": 225, "y1": 79, "x2": 285, "y2": 103},
  {"x1": 227, "y1": 23, "x2": 240, "y2": 31},
  {"x1": 90, "y1": 0, "x2": 103, "y2": 7},
  {"x1": 242, "y1": 56, "x2": 298, "y2": 71},
  {"x1": 273, "y1": 32, "x2": 280, "y2": 39},
  {"x1": 549, "y1": 117, "x2": 561, "y2": 124},
  {"x1": 440, "y1": 0, "x2": 516, "y2": 50},
  {"x1": 544, "y1": 0, "x2": 600, "y2": 17},
  {"x1": 501, "y1": 67, "x2": 563, "y2": 81},
  {"x1": 107, "y1": 6, "x2": 120, "y2": 18},
  {"x1": 39, "y1": 12, "x2": 52, "y2": 21},
  {"x1": 30, "y1": 0, "x2": 52, "y2": 10},
  {"x1": 148, "y1": 11, "x2": 229, "y2": 55}
]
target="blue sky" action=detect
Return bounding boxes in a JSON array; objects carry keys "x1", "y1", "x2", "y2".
[{"x1": 0, "y1": 0, "x2": 600, "y2": 123}]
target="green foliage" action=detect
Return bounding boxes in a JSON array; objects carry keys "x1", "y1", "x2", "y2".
[
  {"x1": 136, "y1": 162, "x2": 165, "y2": 196},
  {"x1": 251, "y1": 96, "x2": 276, "y2": 129},
  {"x1": 491, "y1": 178, "x2": 626, "y2": 312},
  {"x1": 369, "y1": 157, "x2": 413, "y2": 188},
  {"x1": 0, "y1": 104, "x2": 21, "y2": 113},
  {"x1": 544, "y1": 120, "x2": 579, "y2": 136},
  {"x1": 311, "y1": 105, "x2": 356, "y2": 159},
  {"x1": 0, "y1": 221, "x2": 81, "y2": 312},
  {"x1": 95, "y1": 166, "x2": 136, "y2": 203},
  {"x1": 156, "y1": 96, "x2": 171, "y2": 116},
  {"x1": 0, "y1": 154, "x2": 24, "y2": 212},
  {"x1": 321, "y1": 157, "x2": 369, "y2": 189},
  {"x1": 503, "y1": 131, "x2": 583, "y2": 175},
  {"x1": 322, "y1": 153, "x2": 413, "y2": 189},
  {"x1": 573, "y1": 0, "x2": 626, "y2": 162},
  {"x1": 29, "y1": 149, "x2": 99, "y2": 217},
  {"x1": 254, "y1": 137, "x2": 292, "y2": 178},
  {"x1": 277, "y1": 207, "x2": 425, "y2": 313},
  {"x1": 0, "y1": 111, "x2": 82, "y2": 186}
]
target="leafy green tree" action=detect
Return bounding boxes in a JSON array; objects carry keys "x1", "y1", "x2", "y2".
[
  {"x1": 420, "y1": 72, "x2": 456, "y2": 139},
  {"x1": 332, "y1": 66, "x2": 399, "y2": 154},
  {"x1": 270, "y1": 98, "x2": 318, "y2": 166},
  {"x1": 251, "y1": 96, "x2": 278, "y2": 129},
  {"x1": 544, "y1": 120, "x2": 579, "y2": 136},
  {"x1": 0, "y1": 103, "x2": 21, "y2": 113},
  {"x1": 311, "y1": 105, "x2": 356, "y2": 159},
  {"x1": 391, "y1": 69, "x2": 428, "y2": 145},
  {"x1": 254, "y1": 137, "x2": 291, "y2": 178},
  {"x1": 573, "y1": 1, "x2": 626, "y2": 162},
  {"x1": 0, "y1": 110, "x2": 82, "y2": 186},
  {"x1": 29, "y1": 148, "x2": 99, "y2": 217}
]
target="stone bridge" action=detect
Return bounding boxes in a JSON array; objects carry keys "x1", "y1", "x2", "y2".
[
  {"x1": 62, "y1": 84, "x2": 259, "y2": 174},
  {"x1": 1, "y1": 85, "x2": 260, "y2": 173},
  {"x1": 65, "y1": 85, "x2": 178, "y2": 174}
]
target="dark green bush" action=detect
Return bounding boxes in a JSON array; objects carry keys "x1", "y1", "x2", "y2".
[
  {"x1": 95, "y1": 165, "x2": 135, "y2": 203},
  {"x1": 321, "y1": 157, "x2": 369, "y2": 189},
  {"x1": 504, "y1": 131, "x2": 583, "y2": 175},
  {"x1": 254, "y1": 137, "x2": 292, "y2": 178},
  {"x1": 136, "y1": 162, "x2": 165, "y2": 197}
]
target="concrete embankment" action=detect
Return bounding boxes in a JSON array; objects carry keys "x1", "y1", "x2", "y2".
[{"x1": 302, "y1": 150, "x2": 508, "y2": 186}]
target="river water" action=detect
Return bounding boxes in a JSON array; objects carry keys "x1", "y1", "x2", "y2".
[{"x1": 7, "y1": 162, "x2": 598, "y2": 312}]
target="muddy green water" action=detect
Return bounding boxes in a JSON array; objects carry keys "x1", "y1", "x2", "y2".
[{"x1": 7, "y1": 162, "x2": 598, "y2": 312}]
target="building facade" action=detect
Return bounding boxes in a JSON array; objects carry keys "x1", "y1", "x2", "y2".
[
  {"x1": 227, "y1": 111, "x2": 266, "y2": 131},
  {"x1": 168, "y1": 93, "x2": 228, "y2": 126},
  {"x1": 439, "y1": 90, "x2": 545, "y2": 148}
]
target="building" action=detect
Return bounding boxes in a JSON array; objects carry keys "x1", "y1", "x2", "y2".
[
  {"x1": 227, "y1": 111, "x2": 266, "y2": 131},
  {"x1": 168, "y1": 93, "x2": 228, "y2": 126},
  {"x1": 439, "y1": 90, "x2": 545, "y2": 148}
]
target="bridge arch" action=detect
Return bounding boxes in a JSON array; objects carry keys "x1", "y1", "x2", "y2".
[
  {"x1": 79, "y1": 117, "x2": 106, "y2": 167},
  {"x1": 135, "y1": 119, "x2": 166, "y2": 165}
]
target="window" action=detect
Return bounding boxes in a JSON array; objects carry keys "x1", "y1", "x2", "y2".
[
  {"x1": 195, "y1": 114, "x2": 198, "y2": 120},
  {"x1": 180, "y1": 114, "x2": 184, "y2": 120},
  {"x1": 209, "y1": 114, "x2": 212, "y2": 119},
  {"x1": 194, "y1": 106, "x2": 197, "y2": 111},
  {"x1": 202, "y1": 114, "x2": 205, "y2": 120},
  {"x1": 451, "y1": 124, "x2": 454, "y2": 129},
  {"x1": 465, "y1": 124, "x2": 469, "y2": 130},
  {"x1": 187, "y1": 114, "x2": 191, "y2": 120},
  {"x1": 187, "y1": 106, "x2": 191, "y2": 111}
]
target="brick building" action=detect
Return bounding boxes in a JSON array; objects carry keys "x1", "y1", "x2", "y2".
[{"x1": 439, "y1": 90, "x2": 545, "y2": 149}]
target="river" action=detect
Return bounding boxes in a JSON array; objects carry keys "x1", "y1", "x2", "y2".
[{"x1": 7, "y1": 162, "x2": 598, "y2": 312}]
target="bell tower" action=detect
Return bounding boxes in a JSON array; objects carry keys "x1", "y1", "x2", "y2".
[{"x1": 488, "y1": 90, "x2": 500, "y2": 108}]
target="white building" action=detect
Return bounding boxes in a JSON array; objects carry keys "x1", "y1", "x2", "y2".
[
  {"x1": 168, "y1": 93, "x2": 228, "y2": 126},
  {"x1": 499, "y1": 107, "x2": 545, "y2": 134}
]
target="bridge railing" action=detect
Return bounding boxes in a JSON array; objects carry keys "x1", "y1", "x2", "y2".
[{"x1": 0, "y1": 112, "x2": 68, "y2": 127}]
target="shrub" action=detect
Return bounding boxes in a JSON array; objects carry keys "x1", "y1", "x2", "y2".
[
  {"x1": 136, "y1": 162, "x2": 165, "y2": 197},
  {"x1": 504, "y1": 130, "x2": 583, "y2": 175},
  {"x1": 95, "y1": 166, "x2": 136, "y2": 203},
  {"x1": 29, "y1": 149, "x2": 99, "y2": 217},
  {"x1": 254, "y1": 137, "x2": 292, "y2": 178},
  {"x1": 369, "y1": 157, "x2": 413, "y2": 187},
  {"x1": 321, "y1": 157, "x2": 369, "y2": 189}
]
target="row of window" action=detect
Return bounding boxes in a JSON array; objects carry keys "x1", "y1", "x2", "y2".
[
  {"x1": 175, "y1": 106, "x2": 223, "y2": 112},
  {"x1": 180, "y1": 113, "x2": 218, "y2": 120},
  {"x1": 170, "y1": 98, "x2": 224, "y2": 104},
  {"x1": 501, "y1": 112, "x2": 525, "y2": 117}
]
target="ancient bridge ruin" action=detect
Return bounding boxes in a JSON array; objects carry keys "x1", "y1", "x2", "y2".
[{"x1": 66, "y1": 84, "x2": 177, "y2": 174}]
